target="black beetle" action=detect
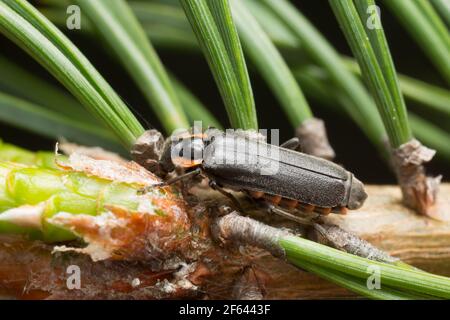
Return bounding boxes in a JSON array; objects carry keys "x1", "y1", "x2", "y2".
[{"x1": 136, "y1": 129, "x2": 367, "y2": 216}]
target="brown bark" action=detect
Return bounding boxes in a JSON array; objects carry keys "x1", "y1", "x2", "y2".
[
  {"x1": 392, "y1": 139, "x2": 441, "y2": 219},
  {"x1": 0, "y1": 184, "x2": 449, "y2": 299},
  {"x1": 295, "y1": 118, "x2": 336, "y2": 160},
  {"x1": 199, "y1": 183, "x2": 450, "y2": 299},
  {"x1": 323, "y1": 184, "x2": 450, "y2": 276}
]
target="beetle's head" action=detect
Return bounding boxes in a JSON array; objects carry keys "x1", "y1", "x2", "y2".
[
  {"x1": 171, "y1": 135, "x2": 205, "y2": 168},
  {"x1": 347, "y1": 176, "x2": 368, "y2": 210}
]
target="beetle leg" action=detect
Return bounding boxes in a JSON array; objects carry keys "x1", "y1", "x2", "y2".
[
  {"x1": 263, "y1": 194, "x2": 283, "y2": 206},
  {"x1": 280, "y1": 137, "x2": 300, "y2": 150},
  {"x1": 294, "y1": 205, "x2": 322, "y2": 222},
  {"x1": 138, "y1": 168, "x2": 202, "y2": 194},
  {"x1": 265, "y1": 204, "x2": 314, "y2": 226},
  {"x1": 159, "y1": 168, "x2": 202, "y2": 186},
  {"x1": 209, "y1": 180, "x2": 243, "y2": 211}
]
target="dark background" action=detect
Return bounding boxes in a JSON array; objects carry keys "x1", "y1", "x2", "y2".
[{"x1": 1, "y1": 0, "x2": 448, "y2": 184}]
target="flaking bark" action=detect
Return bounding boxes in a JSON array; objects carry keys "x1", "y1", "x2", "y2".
[
  {"x1": 213, "y1": 208, "x2": 399, "y2": 265},
  {"x1": 392, "y1": 139, "x2": 442, "y2": 219},
  {"x1": 310, "y1": 223, "x2": 399, "y2": 264},
  {"x1": 1, "y1": 184, "x2": 450, "y2": 299},
  {"x1": 212, "y1": 210, "x2": 291, "y2": 258},
  {"x1": 131, "y1": 129, "x2": 168, "y2": 174},
  {"x1": 295, "y1": 118, "x2": 336, "y2": 160},
  {"x1": 1, "y1": 142, "x2": 448, "y2": 299}
]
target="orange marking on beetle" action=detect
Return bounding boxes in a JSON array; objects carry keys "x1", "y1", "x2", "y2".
[
  {"x1": 173, "y1": 132, "x2": 206, "y2": 140},
  {"x1": 250, "y1": 191, "x2": 264, "y2": 199},
  {"x1": 315, "y1": 207, "x2": 332, "y2": 215},
  {"x1": 249, "y1": 192, "x2": 349, "y2": 217},
  {"x1": 279, "y1": 198, "x2": 298, "y2": 209},
  {"x1": 264, "y1": 194, "x2": 282, "y2": 205},
  {"x1": 298, "y1": 203, "x2": 315, "y2": 213}
]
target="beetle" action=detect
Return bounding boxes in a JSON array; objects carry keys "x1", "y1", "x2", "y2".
[{"x1": 136, "y1": 128, "x2": 368, "y2": 218}]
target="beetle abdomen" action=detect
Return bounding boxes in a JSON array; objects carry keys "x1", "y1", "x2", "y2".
[{"x1": 249, "y1": 191, "x2": 348, "y2": 215}]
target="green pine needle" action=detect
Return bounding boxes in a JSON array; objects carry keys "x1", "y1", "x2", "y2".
[
  {"x1": 431, "y1": 0, "x2": 450, "y2": 27},
  {"x1": 74, "y1": 0, "x2": 190, "y2": 134},
  {"x1": 0, "y1": 91, "x2": 123, "y2": 152},
  {"x1": 281, "y1": 235, "x2": 450, "y2": 299},
  {"x1": 231, "y1": 0, "x2": 313, "y2": 127},
  {"x1": 330, "y1": 0, "x2": 412, "y2": 147},
  {"x1": 207, "y1": 0, "x2": 255, "y2": 120},
  {"x1": 295, "y1": 260, "x2": 430, "y2": 300},
  {"x1": 169, "y1": 74, "x2": 223, "y2": 129},
  {"x1": 260, "y1": 0, "x2": 386, "y2": 151},
  {"x1": 294, "y1": 65, "x2": 450, "y2": 163},
  {"x1": 343, "y1": 57, "x2": 450, "y2": 119},
  {"x1": 0, "y1": 0, "x2": 143, "y2": 148},
  {"x1": 0, "y1": 54, "x2": 97, "y2": 124},
  {"x1": 384, "y1": 0, "x2": 450, "y2": 85},
  {"x1": 180, "y1": 0, "x2": 258, "y2": 129}
]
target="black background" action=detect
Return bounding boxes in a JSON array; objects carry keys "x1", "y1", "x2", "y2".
[
  {"x1": 0, "y1": 0, "x2": 448, "y2": 184},
  {"x1": 0, "y1": 299, "x2": 446, "y2": 317}
]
